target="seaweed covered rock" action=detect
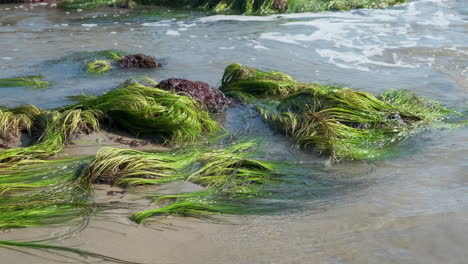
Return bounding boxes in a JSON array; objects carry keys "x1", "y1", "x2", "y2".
[
  {"x1": 259, "y1": 86, "x2": 456, "y2": 160},
  {"x1": 222, "y1": 64, "x2": 460, "y2": 160},
  {"x1": 158, "y1": 78, "x2": 230, "y2": 113},
  {"x1": 118, "y1": 54, "x2": 160, "y2": 69}
]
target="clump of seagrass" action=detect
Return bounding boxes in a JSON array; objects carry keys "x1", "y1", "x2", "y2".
[
  {"x1": 78, "y1": 147, "x2": 199, "y2": 188},
  {"x1": 131, "y1": 141, "x2": 282, "y2": 223},
  {"x1": 0, "y1": 156, "x2": 95, "y2": 230},
  {"x1": 221, "y1": 64, "x2": 461, "y2": 160},
  {"x1": 94, "y1": 50, "x2": 124, "y2": 61},
  {"x1": 126, "y1": 0, "x2": 406, "y2": 14},
  {"x1": 258, "y1": 86, "x2": 456, "y2": 160},
  {"x1": 0, "y1": 81, "x2": 221, "y2": 163},
  {"x1": 87, "y1": 60, "x2": 113, "y2": 74},
  {"x1": 59, "y1": 0, "x2": 119, "y2": 10},
  {"x1": 118, "y1": 54, "x2": 160, "y2": 69},
  {"x1": 158, "y1": 78, "x2": 230, "y2": 113},
  {"x1": 0, "y1": 76, "x2": 50, "y2": 89},
  {"x1": 221, "y1": 63, "x2": 310, "y2": 100},
  {"x1": 64, "y1": 82, "x2": 221, "y2": 143},
  {"x1": 0, "y1": 105, "x2": 42, "y2": 144},
  {"x1": 0, "y1": 156, "x2": 141, "y2": 264},
  {"x1": 0, "y1": 108, "x2": 103, "y2": 163}
]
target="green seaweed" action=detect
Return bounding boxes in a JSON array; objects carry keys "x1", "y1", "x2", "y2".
[
  {"x1": 258, "y1": 86, "x2": 458, "y2": 160},
  {"x1": 62, "y1": 82, "x2": 221, "y2": 143},
  {"x1": 0, "y1": 109, "x2": 103, "y2": 163},
  {"x1": 221, "y1": 63, "x2": 308, "y2": 98},
  {"x1": 59, "y1": 0, "x2": 119, "y2": 10},
  {"x1": 220, "y1": 63, "x2": 461, "y2": 160},
  {"x1": 0, "y1": 82, "x2": 220, "y2": 163},
  {"x1": 130, "y1": 141, "x2": 283, "y2": 222},
  {"x1": 0, "y1": 76, "x2": 50, "y2": 89},
  {"x1": 0, "y1": 157, "x2": 95, "y2": 230},
  {"x1": 59, "y1": 0, "x2": 406, "y2": 13},
  {"x1": 0, "y1": 105, "x2": 42, "y2": 142},
  {"x1": 77, "y1": 147, "x2": 199, "y2": 187},
  {"x1": 96, "y1": 50, "x2": 124, "y2": 61},
  {"x1": 86, "y1": 60, "x2": 113, "y2": 74},
  {"x1": 128, "y1": 0, "x2": 406, "y2": 14}
]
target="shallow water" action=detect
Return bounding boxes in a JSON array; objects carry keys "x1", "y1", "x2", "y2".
[{"x1": 0, "y1": 1, "x2": 467, "y2": 263}]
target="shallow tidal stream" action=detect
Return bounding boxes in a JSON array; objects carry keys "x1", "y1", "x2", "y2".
[{"x1": 0, "y1": 0, "x2": 467, "y2": 263}]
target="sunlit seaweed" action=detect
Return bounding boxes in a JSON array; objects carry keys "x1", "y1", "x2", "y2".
[
  {"x1": 132, "y1": 0, "x2": 406, "y2": 14},
  {"x1": 59, "y1": 0, "x2": 119, "y2": 9},
  {"x1": 78, "y1": 147, "x2": 199, "y2": 188},
  {"x1": 221, "y1": 63, "x2": 309, "y2": 98},
  {"x1": 0, "y1": 156, "x2": 95, "y2": 230},
  {"x1": 86, "y1": 60, "x2": 113, "y2": 74},
  {"x1": 131, "y1": 141, "x2": 283, "y2": 222},
  {"x1": 92, "y1": 50, "x2": 124, "y2": 61},
  {"x1": 257, "y1": 86, "x2": 457, "y2": 160},
  {"x1": 63, "y1": 82, "x2": 221, "y2": 143},
  {"x1": 0, "y1": 109, "x2": 103, "y2": 163},
  {"x1": 0, "y1": 156, "x2": 91, "y2": 194},
  {"x1": 0, "y1": 76, "x2": 50, "y2": 89},
  {"x1": 0, "y1": 105, "x2": 42, "y2": 142},
  {"x1": 0, "y1": 82, "x2": 220, "y2": 163},
  {"x1": 220, "y1": 63, "x2": 461, "y2": 160}
]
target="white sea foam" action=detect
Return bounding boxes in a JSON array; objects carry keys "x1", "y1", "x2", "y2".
[
  {"x1": 166, "y1": 30, "x2": 180, "y2": 36},
  {"x1": 142, "y1": 22, "x2": 170, "y2": 27}
]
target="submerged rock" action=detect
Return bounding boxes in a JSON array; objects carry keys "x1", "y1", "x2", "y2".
[
  {"x1": 158, "y1": 78, "x2": 230, "y2": 113},
  {"x1": 118, "y1": 54, "x2": 160, "y2": 69}
]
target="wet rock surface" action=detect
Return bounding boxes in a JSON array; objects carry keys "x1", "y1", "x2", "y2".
[
  {"x1": 158, "y1": 78, "x2": 230, "y2": 113},
  {"x1": 118, "y1": 54, "x2": 160, "y2": 69}
]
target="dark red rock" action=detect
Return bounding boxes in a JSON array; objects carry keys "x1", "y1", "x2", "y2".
[
  {"x1": 273, "y1": 0, "x2": 287, "y2": 12},
  {"x1": 118, "y1": 54, "x2": 160, "y2": 69},
  {"x1": 157, "y1": 78, "x2": 230, "y2": 113}
]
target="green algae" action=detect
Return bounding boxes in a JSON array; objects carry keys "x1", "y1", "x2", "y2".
[
  {"x1": 59, "y1": 0, "x2": 119, "y2": 10},
  {"x1": 85, "y1": 51, "x2": 123, "y2": 74},
  {"x1": 0, "y1": 105, "x2": 41, "y2": 142},
  {"x1": 59, "y1": 0, "x2": 406, "y2": 13},
  {"x1": 86, "y1": 60, "x2": 113, "y2": 74},
  {"x1": 0, "y1": 109, "x2": 103, "y2": 163},
  {"x1": 77, "y1": 147, "x2": 200, "y2": 188},
  {"x1": 221, "y1": 63, "x2": 461, "y2": 160},
  {"x1": 112, "y1": 0, "x2": 406, "y2": 14},
  {"x1": 63, "y1": 82, "x2": 221, "y2": 143},
  {"x1": 0, "y1": 140, "x2": 283, "y2": 260},
  {"x1": 130, "y1": 141, "x2": 285, "y2": 222},
  {"x1": 0, "y1": 60, "x2": 463, "y2": 262},
  {"x1": 0, "y1": 76, "x2": 50, "y2": 89},
  {"x1": 0, "y1": 82, "x2": 220, "y2": 163},
  {"x1": 221, "y1": 63, "x2": 311, "y2": 98}
]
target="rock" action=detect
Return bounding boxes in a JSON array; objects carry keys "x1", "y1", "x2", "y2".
[
  {"x1": 273, "y1": 0, "x2": 287, "y2": 12},
  {"x1": 158, "y1": 78, "x2": 230, "y2": 113},
  {"x1": 118, "y1": 54, "x2": 160, "y2": 69}
]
